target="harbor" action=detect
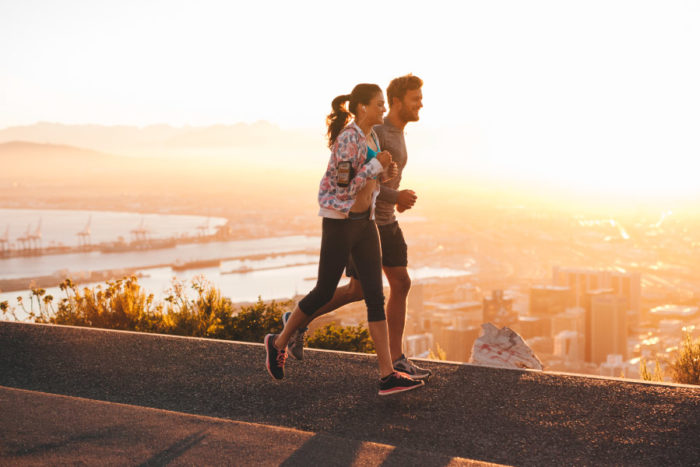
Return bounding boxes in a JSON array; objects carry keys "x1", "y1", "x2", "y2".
[
  {"x1": 0, "y1": 208, "x2": 474, "y2": 314},
  {"x1": 0, "y1": 208, "x2": 232, "y2": 258}
]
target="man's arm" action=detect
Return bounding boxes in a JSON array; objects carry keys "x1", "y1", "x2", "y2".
[
  {"x1": 378, "y1": 184, "x2": 400, "y2": 204},
  {"x1": 396, "y1": 189, "x2": 417, "y2": 212},
  {"x1": 378, "y1": 185, "x2": 418, "y2": 211}
]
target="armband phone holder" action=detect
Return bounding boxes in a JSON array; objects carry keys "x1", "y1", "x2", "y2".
[{"x1": 337, "y1": 161, "x2": 355, "y2": 187}]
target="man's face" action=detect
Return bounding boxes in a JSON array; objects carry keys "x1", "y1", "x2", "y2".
[{"x1": 397, "y1": 88, "x2": 423, "y2": 123}]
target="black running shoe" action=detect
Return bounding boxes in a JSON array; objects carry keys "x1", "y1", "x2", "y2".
[
  {"x1": 265, "y1": 334, "x2": 287, "y2": 380},
  {"x1": 393, "y1": 354, "x2": 433, "y2": 381},
  {"x1": 378, "y1": 371, "x2": 425, "y2": 396}
]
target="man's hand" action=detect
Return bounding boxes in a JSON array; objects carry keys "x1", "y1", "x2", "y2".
[
  {"x1": 376, "y1": 150, "x2": 393, "y2": 168},
  {"x1": 382, "y1": 162, "x2": 398, "y2": 181},
  {"x1": 396, "y1": 189, "x2": 417, "y2": 212}
]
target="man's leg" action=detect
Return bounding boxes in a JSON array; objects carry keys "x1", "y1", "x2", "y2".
[
  {"x1": 383, "y1": 265, "x2": 411, "y2": 362},
  {"x1": 383, "y1": 264, "x2": 431, "y2": 379},
  {"x1": 377, "y1": 222, "x2": 410, "y2": 362},
  {"x1": 288, "y1": 277, "x2": 364, "y2": 334},
  {"x1": 378, "y1": 222, "x2": 431, "y2": 379}
]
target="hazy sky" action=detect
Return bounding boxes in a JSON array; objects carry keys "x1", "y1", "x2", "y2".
[{"x1": 2, "y1": 1, "x2": 699, "y2": 200}]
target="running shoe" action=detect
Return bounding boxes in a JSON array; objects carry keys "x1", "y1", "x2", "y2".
[
  {"x1": 264, "y1": 334, "x2": 287, "y2": 380},
  {"x1": 393, "y1": 354, "x2": 432, "y2": 381},
  {"x1": 282, "y1": 311, "x2": 307, "y2": 361},
  {"x1": 378, "y1": 371, "x2": 425, "y2": 396}
]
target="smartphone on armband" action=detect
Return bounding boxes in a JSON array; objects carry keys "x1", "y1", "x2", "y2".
[{"x1": 337, "y1": 161, "x2": 355, "y2": 187}]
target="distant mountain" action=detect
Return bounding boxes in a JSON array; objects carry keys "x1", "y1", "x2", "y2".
[
  {"x1": 0, "y1": 140, "x2": 118, "y2": 160},
  {"x1": 0, "y1": 141, "x2": 129, "y2": 179},
  {"x1": 0, "y1": 139, "x2": 322, "y2": 198},
  {"x1": 0, "y1": 122, "x2": 326, "y2": 165},
  {"x1": 0, "y1": 122, "x2": 496, "y2": 198}
]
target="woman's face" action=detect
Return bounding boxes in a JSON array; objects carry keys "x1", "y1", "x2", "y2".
[{"x1": 364, "y1": 92, "x2": 386, "y2": 126}]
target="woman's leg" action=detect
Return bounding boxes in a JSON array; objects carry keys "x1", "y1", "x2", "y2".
[
  {"x1": 275, "y1": 218, "x2": 349, "y2": 349},
  {"x1": 351, "y1": 220, "x2": 394, "y2": 377}
]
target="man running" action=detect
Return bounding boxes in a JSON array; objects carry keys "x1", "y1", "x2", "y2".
[{"x1": 283, "y1": 74, "x2": 431, "y2": 380}]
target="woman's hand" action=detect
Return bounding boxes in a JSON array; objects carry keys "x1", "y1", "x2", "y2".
[
  {"x1": 376, "y1": 150, "x2": 393, "y2": 168},
  {"x1": 382, "y1": 161, "x2": 398, "y2": 181}
]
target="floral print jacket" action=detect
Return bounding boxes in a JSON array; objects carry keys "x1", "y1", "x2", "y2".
[{"x1": 317, "y1": 122, "x2": 383, "y2": 218}]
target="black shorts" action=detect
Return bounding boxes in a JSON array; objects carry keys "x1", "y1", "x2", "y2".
[{"x1": 346, "y1": 221, "x2": 407, "y2": 278}]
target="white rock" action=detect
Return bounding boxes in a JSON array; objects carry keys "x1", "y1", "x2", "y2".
[{"x1": 469, "y1": 323, "x2": 543, "y2": 370}]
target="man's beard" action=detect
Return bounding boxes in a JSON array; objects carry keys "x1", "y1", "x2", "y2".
[{"x1": 399, "y1": 106, "x2": 419, "y2": 122}]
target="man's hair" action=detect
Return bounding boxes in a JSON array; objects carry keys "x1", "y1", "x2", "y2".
[{"x1": 387, "y1": 74, "x2": 423, "y2": 108}]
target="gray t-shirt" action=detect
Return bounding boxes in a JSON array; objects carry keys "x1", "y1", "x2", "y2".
[{"x1": 374, "y1": 118, "x2": 407, "y2": 226}]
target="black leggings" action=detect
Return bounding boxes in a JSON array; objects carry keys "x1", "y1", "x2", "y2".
[{"x1": 298, "y1": 215, "x2": 385, "y2": 322}]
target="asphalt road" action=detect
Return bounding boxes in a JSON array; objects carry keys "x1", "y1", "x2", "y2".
[
  {"x1": 1, "y1": 322, "x2": 699, "y2": 466},
  {"x1": 1, "y1": 386, "x2": 489, "y2": 466}
]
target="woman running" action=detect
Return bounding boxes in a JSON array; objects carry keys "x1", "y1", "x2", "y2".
[{"x1": 264, "y1": 83, "x2": 424, "y2": 396}]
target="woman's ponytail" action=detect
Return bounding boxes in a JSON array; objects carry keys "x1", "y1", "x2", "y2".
[
  {"x1": 326, "y1": 94, "x2": 351, "y2": 148},
  {"x1": 325, "y1": 84, "x2": 382, "y2": 148}
]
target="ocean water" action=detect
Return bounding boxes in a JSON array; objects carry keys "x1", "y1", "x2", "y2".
[
  {"x1": 0, "y1": 209, "x2": 475, "y2": 319},
  {"x1": 1, "y1": 261, "x2": 473, "y2": 321},
  {"x1": 0, "y1": 235, "x2": 321, "y2": 279}
]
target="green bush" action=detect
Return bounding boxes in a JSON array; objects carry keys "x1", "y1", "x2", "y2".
[
  {"x1": 1, "y1": 300, "x2": 15, "y2": 320},
  {"x1": 428, "y1": 342, "x2": 447, "y2": 361},
  {"x1": 640, "y1": 357, "x2": 664, "y2": 382},
  {"x1": 46, "y1": 277, "x2": 165, "y2": 333},
  {"x1": 2, "y1": 276, "x2": 376, "y2": 354},
  {"x1": 669, "y1": 333, "x2": 700, "y2": 385},
  {"x1": 162, "y1": 276, "x2": 237, "y2": 338},
  {"x1": 227, "y1": 297, "x2": 289, "y2": 342},
  {"x1": 306, "y1": 322, "x2": 375, "y2": 353}
]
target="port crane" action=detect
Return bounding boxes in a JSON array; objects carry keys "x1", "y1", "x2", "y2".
[{"x1": 77, "y1": 215, "x2": 92, "y2": 248}]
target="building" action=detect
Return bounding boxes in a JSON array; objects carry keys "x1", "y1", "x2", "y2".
[
  {"x1": 658, "y1": 319, "x2": 684, "y2": 337},
  {"x1": 526, "y1": 336, "x2": 554, "y2": 356},
  {"x1": 648, "y1": 305, "x2": 699, "y2": 326},
  {"x1": 552, "y1": 266, "x2": 640, "y2": 316},
  {"x1": 421, "y1": 301, "x2": 483, "y2": 362},
  {"x1": 589, "y1": 293, "x2": 628, "y2": 365},
  {"x1": 518, "y1": 316, "x2": 552, "y2": 340},
  {"x1": 483, "y1": 290, "x2": 517, "y2": 327},
  {"x1": 454, "y1": 282, "x2": 482, "y2": 302},
  {"x1": 407, "y1": 282, "x2": 425, "y2": 315},
  {"x1": 529, "y1": 285, "x2": 572, "y2": 316},
  {"x1": 551, "y1": 307, "x2": 585, "y2": 337},
  {"x1": 422, "y1": 301, "x2": 483, "y2": 335},
  {"x1": 583, "y1": 288, "x2": 615, "y2": 362},
  {"x1": 432, "y1": 325, "x2": 480, "y2": 362},
  {"x1": 554, "y1": 330, "x2": 585, "y2": 363},
  {"x1": 405, "y1": 333, "x2": 433, "y2": 358},
  {"x1": 599, "y1": 354, "x2": 628, "y2": 378}
]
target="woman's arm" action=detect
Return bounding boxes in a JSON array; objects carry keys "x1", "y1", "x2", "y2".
[
  {"x1": 332, "y1": 130, "x2": 385, "y2": 201},
  {"x1": 381, "y1": 161, "x2": 398, "y2": 182}
]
